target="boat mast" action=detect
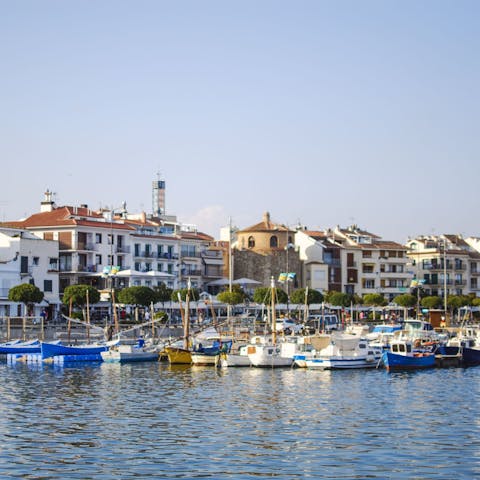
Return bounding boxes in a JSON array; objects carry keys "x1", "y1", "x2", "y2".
[
  {"x1": 271, "y1": 276, "x2": 277, "y2": 345},
  {"x1": 184, "y1": 277, "x2": 191, "y2": 350}
]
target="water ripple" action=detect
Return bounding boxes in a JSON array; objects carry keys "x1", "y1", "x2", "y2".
[{"x1": 0, "y1": 362, "x2": 478, "y2": 478}]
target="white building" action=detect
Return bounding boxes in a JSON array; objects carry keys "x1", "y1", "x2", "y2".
[{"x1": 0, "y1": 227, "x2": 59, "y2": 317}]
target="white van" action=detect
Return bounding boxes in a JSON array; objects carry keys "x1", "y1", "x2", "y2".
[{"x1": 306, "y1": 314, "x2": 340, "y2": 333}]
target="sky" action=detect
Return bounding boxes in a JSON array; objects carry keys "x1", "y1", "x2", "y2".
[{"x1": 1, "y1": 1, "x2": 479, "y2": 242}]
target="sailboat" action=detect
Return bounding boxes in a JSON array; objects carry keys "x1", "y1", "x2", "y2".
[
  {"x1": 247, "y1": 277, "x2": 294, "y2": 368},
  {"x1": 165, "y1": 279, "x2": 193, "y2": 364}
]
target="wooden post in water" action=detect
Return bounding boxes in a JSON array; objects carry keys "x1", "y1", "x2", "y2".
[
  {"x1": 7, "y1": 317, "x2": 11, "y2": 341},
  {"x1": 184, "y1": 280, "x2": 191, "y2": 350}
]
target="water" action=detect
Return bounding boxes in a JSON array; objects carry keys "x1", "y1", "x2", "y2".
[{"x1": 0, "y1": 362, "x2": 479, "y2": 479}]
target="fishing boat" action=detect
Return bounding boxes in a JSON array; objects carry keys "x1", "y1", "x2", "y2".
[
  {"x1": 304, "y1": 333, "x2": 382, "y2": 370},
  {"x1": 381, "y1": 339, "x2": 436, "y2": 371},
  {"x1": 41, "y1": 341, "x2": 108, "y2": 359},
  {"x1": 101, "y1": 338, "x2": 159, "y2": 363},
  {"x1": 166, "y1": 278, "x2": 193, "y2": 365},
  {"x1": 247, "y1": 278, "x2": 294, "y2": 368},
  {"x1": 219, "y1": 344, "x2": 251, "y2": 368}
]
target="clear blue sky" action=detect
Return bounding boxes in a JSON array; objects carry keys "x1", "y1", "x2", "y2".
[{"x1": 1, "y1": 1, "x2": 479, "y2": 241}]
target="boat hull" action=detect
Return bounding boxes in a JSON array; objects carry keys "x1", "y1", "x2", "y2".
[
  {"x1": 191, "y1": 353, "x2": 218, "y2": 366},
  {"x1": 0, "y1": 340, "x2": 42, "y2": 354},
  {"x1": 219, "y1": 353, "x2": 251, "y2": 368},
  {"x1": 382, "y1": 351, "x2": 436, "y2": 371},
  {"x1": 305, "y1": 355, "x2": 381, "y2": 370},
  {"x1": 41, "y1": 342, "x2": 107, "y2": 359},
  {"x1": 165, "y1": 346, "x2": 192, "y2": 364},
  {"x1": 247, "y1": 345, "x2": 293, "y2": 368},
  {"x1": 101, "y1": 350, "x2": 159, "y2": 363}
]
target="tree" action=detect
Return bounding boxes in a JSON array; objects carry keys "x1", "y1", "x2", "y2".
[
  {"x1": 421, "y1": 296, "x2": 442, "y2": 309},
  {"x1": 394, "y1": 294, "x2": 417, "y2": 308},
  {"x1": 217, "y1": 290, "x2": 245, "y2": 306},
  {"x1": 8, "y1": 283, "x2": 44, "y2": 315},
  {"x1": 290, "y1": 288, "x2": 323, "y2": 305},
  {"x1": 153, "y1": 283, "x2": 173, "y2": 304},
  {"x1": 253, "y1": 287, "x2": 288, "y2": 304},
  {"x1": 326, "y1": 291, "x2": 352, "y2": 308},
  {"x1": 363, "y1": 293, "x2": 387, "y2": 308},
  {"x1": 472, "y1": 297, "x2": 480, "y2": 307},
  {"x1": 63, "y1": 284, "x2": 100, "y2": 309},
  {"x1": 117, "y1": 286, "x2": 156, "y2": 323},
  {"x1": 171, "y1": 287, "x2": 200, "y2": 302}
]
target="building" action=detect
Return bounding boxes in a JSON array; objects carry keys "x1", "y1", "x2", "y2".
[
  {"x1": 407, "y1": 234, "x2": 480, "y2": 298},
  {"x1": 0, "y1": 226, "x2": 59, "y2": 318},
  {"x1": 332, "y1": 225, "x2": 411, "y2": 301},
  {"x1": 294, "y1": 229, "x2": 342, "y2": 293},
  {"x1": 233, "y1": 212, "x2": 302, "y2": 290}
]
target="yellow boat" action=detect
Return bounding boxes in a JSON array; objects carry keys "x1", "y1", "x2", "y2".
[{"x1": 165, "y1": 346, "x2": 192, "y2": 364}]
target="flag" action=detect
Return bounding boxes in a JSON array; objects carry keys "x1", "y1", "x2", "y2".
[
  {"x1": 278, "y1": 273, "x2": 287, "y2": 283},
  {"x1": 287, "y1": 272, "x2": 296, "y2": 282}
]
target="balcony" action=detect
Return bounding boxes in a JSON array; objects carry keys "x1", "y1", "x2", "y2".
[
  {"x1": 116, "y1": 245, "x2": 131, "y2": 254},
  {"x1": 156, "y1": 252, "x2": 178, "y2": 260},
  {"x1": 20, "y1": 267, "x2": 33, "y2": 276}
]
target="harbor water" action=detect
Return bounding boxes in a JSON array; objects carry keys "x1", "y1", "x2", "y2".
[{"x1": 0, "y1": 362, "x2": 479, "y2": 479}]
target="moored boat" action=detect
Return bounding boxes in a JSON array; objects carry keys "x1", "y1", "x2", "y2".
[
  {"x1": 101, "y1": 337, "x2": 160, "y2": 363},
  {"x1": 304, "y1": 333, "x2": 382, "y2": 370},
  {"x1": 381, "y1": 339, "x2": 436, "y2": 371},
  {"x1": 0, "y1": 339, "x2": 43, "y2": 354},
  {"x1": 41, "y1": 341, "x2": 108, "y2": 359}
]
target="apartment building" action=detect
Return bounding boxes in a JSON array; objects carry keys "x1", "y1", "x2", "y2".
[
  {"x1": 3, "y1": 191, "x2": 222, "y2": 298},
  {"x1": 407, "y1": 234, "x2": 480, "y2": 298},
  {"x1": 0, "y1": 226, "x2": 59, "y2": 317},
  {"x1": 294, "y1": 229, "x2": 342, "y2": 293},
  {"x1": 333, "y1": 225, "x2": 411, "y2": 301}
]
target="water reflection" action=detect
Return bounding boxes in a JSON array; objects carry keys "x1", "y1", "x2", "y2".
[{"x1": 0, "y1": 362, "x2": 479, "y2": 478}]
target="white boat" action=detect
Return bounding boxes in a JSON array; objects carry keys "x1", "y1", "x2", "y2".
[
  {"x1": 219, "y1": 344, "x2": 251, "y2": 367},
  {"x1": 305, "y1": 333, "x2": 382, "y2": 370},
  {"x1": 247, "y1": 278, "x2": 294, "y2": 368},
  {"x1": 101, "y1": 339, "x2": 160, "y2": 363},
  {"x1": 293, "y1": 334, "x2": 331, "y2": 367}
]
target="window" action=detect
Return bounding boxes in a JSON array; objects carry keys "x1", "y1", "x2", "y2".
[
  {"x1": 96, "y1": 255, "x2": 102, "y2": 265},
  {"x1": 362, "y1": 250, "x2": 372, "y2": 258},
  {"x1": 270, "y1": 236, "x2": 278, "y2": 248},
  {"x1": 95, "y1": 233, "x2": 102, "y2": 244},
  {"x1": 134, "y1": 243, "x2": 140, "y2": 256},
  {"x1": 33, "y1": 257, "x2": 39, "y2": 266},
  {"x1": 134, "y1": 262, "x2": 141, "y2": 271},
  {"x1": 248, "y1": 236, "x2": 255, "y2": 248},
  {"x1": 44, "y1": 280, "x2": 53, "y2": 292}
]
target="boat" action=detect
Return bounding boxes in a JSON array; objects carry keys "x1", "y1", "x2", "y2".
[
  {"x1": 100, "y1": 338, "x2": 160, "y2": 363},
  {"x1": 41, "y1": 341, "x2": 108, "y2": 359},
  {"x1": 191, "y1": 339, "x2": 233, "y2": 366},
  {"x1": 219, "y1": 344, "x2": 251, "y2": 367},
  {"x1": 166, "y1": 278, "x2": 193, "y2": 365},
  {"x1": 304, "y1": 333, "x2": 383, "y2": 370},
  {"x1": 381, "y1": 339, "x2": 436, "y2": 371},
  {"x1": 0, "y1": 339, "x2": 43, "y2": 354},
  {"x1": 293, "y1": 334, "x2": 331, "y2": 367},
  {"x1": 247, "y1": 278, "x2": 294, "y2": 368}
]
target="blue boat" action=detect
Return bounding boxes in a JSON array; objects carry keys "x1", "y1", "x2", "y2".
[
  {"x1": 382, "y1": 340, "x2": 436, "y2": 371},
  {"x1": 0, "y1": 339, "x2": 42, "y2": 354},
  {"x1": 41, "y1": 341, "x2": 108, "y2": 359}
]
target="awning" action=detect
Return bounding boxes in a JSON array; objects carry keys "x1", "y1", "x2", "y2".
[{"x1": 203, "y1": 257, "x2": 224, "y2": 265}]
